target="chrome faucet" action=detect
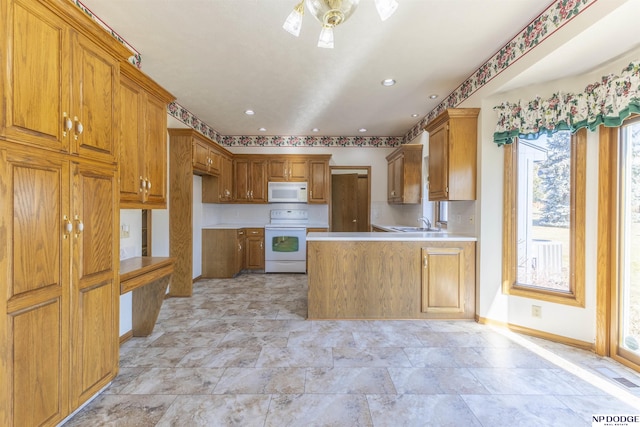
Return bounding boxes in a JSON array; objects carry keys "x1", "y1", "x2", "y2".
[{"x1": 418, "y1": 217, "x2": 431, "y2": 229}]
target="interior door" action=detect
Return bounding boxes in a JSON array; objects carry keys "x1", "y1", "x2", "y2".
[{"x1": 331, "y1": 173, "x2": 359, "y2": 232}]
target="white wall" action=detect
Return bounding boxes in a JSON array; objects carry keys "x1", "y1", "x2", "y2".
[
  {"x1": 118, "y1": 209, "x2": 143, "y2": 336},
  {"x1": 473, "y1": 46, "x2": 640, "y2": 343}
]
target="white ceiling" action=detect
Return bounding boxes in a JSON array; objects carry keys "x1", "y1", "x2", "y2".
[{"x1": 78, "y1": 0, "x2": 638, "y2": 138}]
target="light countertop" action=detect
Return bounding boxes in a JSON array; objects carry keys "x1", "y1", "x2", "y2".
[
  {"x1": 307, "y1": 231, "x2": 476, "y2": 242},
  {"x1": 202, "y1": 223, "x2": 329, "y2": 229}
]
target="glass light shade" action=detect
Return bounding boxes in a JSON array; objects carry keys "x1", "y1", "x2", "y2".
[
  {"x1": 374, "y1": 0, "x2": 398, "y2": 21},
  {"x1": 305, "y1": 0, "x2": 359, "y2": 27},
  {"x1": 317, "y1": 26, "x2": 334, "y2": 48},
  {"x1": 283, "y1": 6, "x2": 304, "y2": 37}
]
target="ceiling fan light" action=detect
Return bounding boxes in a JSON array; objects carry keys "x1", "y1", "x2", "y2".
[
  {"x1": 317, "y1": 26, "x2": 334, "y2": 48},
  {"x1": 374, "y1": 0, "x2": 398, "y2": 21},
  {"x1": 283, "y1": 1, "x2": 305, "y2": 37}
]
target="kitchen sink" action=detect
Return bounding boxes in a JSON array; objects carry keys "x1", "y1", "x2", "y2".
[{"x1": 390, "y1": 227, "x2": 447, "y2": 237}]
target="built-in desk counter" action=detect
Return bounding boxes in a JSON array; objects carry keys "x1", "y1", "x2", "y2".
[{"x1": 120, "y1": 257, "x2": 174, "y2": 337}]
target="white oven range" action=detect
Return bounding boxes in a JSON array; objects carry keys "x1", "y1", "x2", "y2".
[{"x1": 264, "y1": 209, "x2": 308, "y2": 273}]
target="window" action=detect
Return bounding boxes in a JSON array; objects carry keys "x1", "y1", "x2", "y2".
[
  {"x1": 615, "y1": 118, "x2": 640, "y2": 365},
  {"x1": 434, "y1": 201, "x2": 448, "y2": 228},
  {"x1": 502, "y1": 129, "x2": 585, "y2": 306}
]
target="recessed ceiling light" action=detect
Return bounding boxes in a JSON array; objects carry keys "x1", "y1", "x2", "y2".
[
  {"x1": 428, "y1": 94, "x2": 438, "y2": 99},
  {"x1": 245, "y1": 109, "x2": 255, "y2": 115},
  {"x1": 358, "y1": 128, "x2": 367, "y2": 133},
  {"x1": 411, "y1": 113, "x2": 419, "y2": 118},
  {"x1": 258, "y1": 127, "x2": 266, "y2": 132},
  {"x1": 381, "y1": 78, "x2": 396, "y2": 87},
  {"x1": 311, "y1": 128, "x2": 319, "y2": 132}
]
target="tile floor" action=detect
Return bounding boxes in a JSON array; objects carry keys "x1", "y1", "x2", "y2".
[{"x1": 64, "y1": 273, "x2": 640, "y2": 426}]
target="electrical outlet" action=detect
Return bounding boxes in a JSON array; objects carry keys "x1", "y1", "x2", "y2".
[
  {"x1": 120, "y1": 224, "x2": 130, "y2": 239},
  {"x1": 531, "y1": 305, "x2": 542, "y2": 318}
]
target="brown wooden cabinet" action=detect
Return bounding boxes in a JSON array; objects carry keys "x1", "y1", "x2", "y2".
[
  {"x1": 245, "y1": 228, "x2": 265, "y2": 270},
  {"x1": 193, "y1": 138, "x2": 226, "y2": 176},
  {"x1": 424, "y1": 108, "x2": 480, "y2": 201},
  {"x1": 119, "y1": 61, "x2": 175, "y2": 208},
  {"x1": 309, "y1": 157, "x2": 331, "y2": 204},
  {"x1": 0, "y1": 0, "x2": 130, "y2": 163},
  {"x1": 0, "y1": 147, "x2": 119, "y2": 426},
  {"x1": 202, "y1": 228, "x2": 247, "y2": 278},
  {"x1": 386, "y1": 144, "x2": 423, "y2": 204},
  {"x1": 308, "y1": 239, "x2": 475, "y2": 319},
  {"x1": 0, "y1": 1, "x2": 128, "y2": 424},
  {"x1": 421, "y1": 246, "x2": 466, "y2": 314},
  {"x1": 234, "y1": 157, "x2": 267, "y2": 203},
  {"x1": 70, "y1": 161, "x2": 119, "y2": 408},
  {"x1": 268, "y1": 158, "x2": 308, "y2": 181}
]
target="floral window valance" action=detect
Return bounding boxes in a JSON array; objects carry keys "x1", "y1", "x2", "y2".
[{"x1": 493, "y1": 61, "x2": 640, "y2": 146}]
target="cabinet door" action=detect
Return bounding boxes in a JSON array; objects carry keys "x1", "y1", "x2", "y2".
[
  {"x1": 234, "y1": 159, "x2": 250, "y2": 202},
  {"x1": 119, "y1": 75, "x2": 144, "y2": 204},
  {"x1": 428, "y1": 123, "x2": 449, "y2": 200},
  {"x1": 0, "y1": 149, "x2": 70, "y2": 427},
  {"x1": 71, "y1": 32, "x2": 119, "y2": 164},
  {"x1": 70, "y1": 163, "x2": 117, "y2": 407},
  {"x1": 221, "y1": 156, "x2": 233, "y2": 201},
  {"x1": 394, "y1": 157, "x2": 404, "y2": 201},
  {"x1": 421, "y1": 247, "x2": 464, "y2": 313},
  {"x1": 289, "y1": 159, "x2": 308, "y2": 181},
  {"x1": 245, "y1": 229, "x2": 265, "y2": 270},
  {"x1": 250, "y1": 160, "x2": 267, "y2": 202},
  {"x1": 268, "y1": 159, "x2": 288, "y2": 181},
  {"x1": 193, "y1": 140, "x2": 212, "y2": 173},
  {"x1": 143, "y1": 93, "x2": 168, "y2": 206},
  {"x1": 309, "y1": 160, "x2": 329, "y2": 203},
  {"x1": 2, "y1": 0, "x2": 71, "y2": 152},
  {"x1": 236, "y1": 230, "x2": 246, "y2": 272}
]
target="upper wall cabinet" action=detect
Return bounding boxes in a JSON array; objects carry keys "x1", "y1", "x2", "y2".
[
  {"x1": 268, "y1": 158, "x2": 308, "y2": 182},
  {"x1": 424, "y1": 108, "x2": 480, "y2": 201},
  {"x1": 234, "y1": 156, "x2": 267, "y2": 203},
  {"x1": 308, "y1": 157, "x2": 331, "y2": 204},
  {"x1": 119, "y1": 61, "x2": 175, "y2": 208},
  {"x1": 386, "y1": 144, "x2": 423, "y2": 204},
  {"x1": 0, "y1": 0, "x2": 131, "y2": 163}
]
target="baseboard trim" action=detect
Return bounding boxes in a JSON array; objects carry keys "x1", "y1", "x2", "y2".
[
  {"x1": 119, "y1": 330, "x2": 133, "y2": 345},
  {"x1": 476, "y1": 315, "x2": 594, "y2": 351}
]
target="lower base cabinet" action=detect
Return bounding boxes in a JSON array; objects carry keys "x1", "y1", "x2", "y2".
[
  {"x1": 245, "y1": 228, "x2": 265, "y2": 271},
  {"x1": 307, "y1": 240, "x2": 475, "y2": 319},
  {"x1": 421, "y1": 246, "x2": 466, "y2": 314},
  {"x1": 202, "y1": 228, "x2": 265, "y2": 278}
]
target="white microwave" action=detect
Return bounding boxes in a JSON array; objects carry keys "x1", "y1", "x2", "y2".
[{"x1": 268, "y1": 181, "x2": 308, "y2": 203}]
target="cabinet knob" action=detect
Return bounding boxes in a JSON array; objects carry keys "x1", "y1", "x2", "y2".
[
  {"x1": 73, "y1": 116, "x2": 83, "y2": 140},
  {"x1": 139, "y1": 176, "x2": 145, "y2": 192},
  {"x1": 146, "y1": 178, "x2": 151, "y2": 191},
  {"x1": 62, "y1": 113, "x2": 72, "y2": 137},
  {"x1": 74, "y1": 214, "x2": 84, "y2": 237},
  {"x1": 63, "y1": 215, "x2": 72, "y2": 239}
]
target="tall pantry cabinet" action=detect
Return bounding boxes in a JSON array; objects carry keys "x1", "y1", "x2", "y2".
[{"x1": 0, "y1": 0, "x2": 130, "y2": 425}]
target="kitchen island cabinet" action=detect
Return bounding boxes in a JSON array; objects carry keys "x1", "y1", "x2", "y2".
[{"x1": 307, "y1": 232, "x2": 476, "y2": 320}]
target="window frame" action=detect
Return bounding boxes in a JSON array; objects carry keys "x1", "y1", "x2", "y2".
[{"x1": 502, "y1": 129, "x2": 586, "y2": 306}]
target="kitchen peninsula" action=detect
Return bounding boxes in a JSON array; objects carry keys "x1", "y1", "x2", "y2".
[{"x1": 307, "y1": 232, "x2": 476, "y2": 320}]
